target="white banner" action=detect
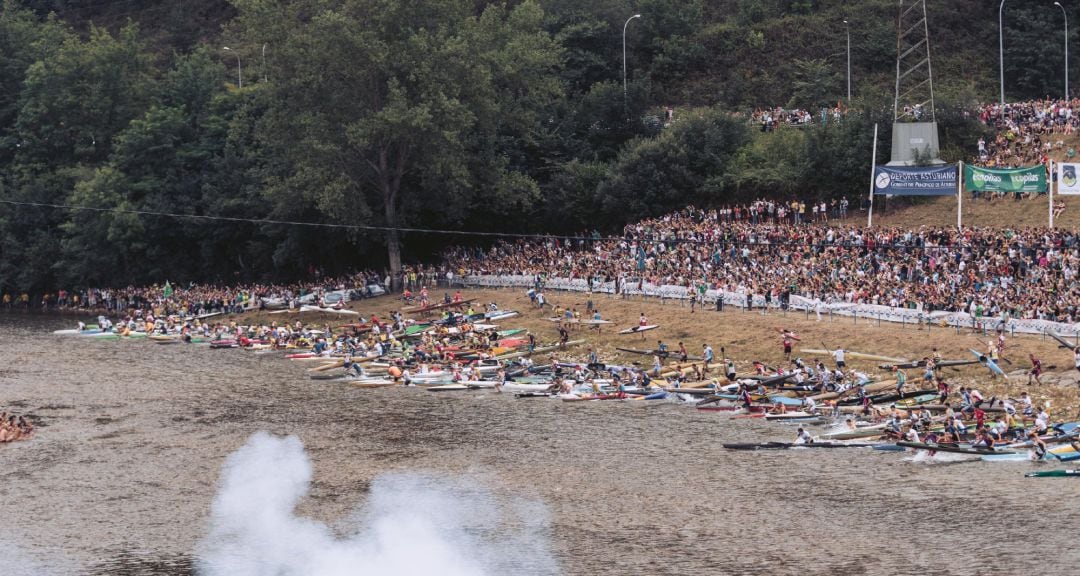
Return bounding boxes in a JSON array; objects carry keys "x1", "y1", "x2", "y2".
[{"x1": 1058, "y1": 162, "x2": 1080, "y2": 195}]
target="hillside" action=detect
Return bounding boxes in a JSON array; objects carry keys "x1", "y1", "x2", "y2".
[
  {"x1": 3, "y1": 0, "x2": 1080, "y2": 293},
  {"x1": 875, "y1": 132, "x2": 1080, "y2": 229}
]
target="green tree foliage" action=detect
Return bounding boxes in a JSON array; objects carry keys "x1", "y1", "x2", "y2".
[{"x1": 0, "y1": 0, "x2": 1073, "y2": 293}]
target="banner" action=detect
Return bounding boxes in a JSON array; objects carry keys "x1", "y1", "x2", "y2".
[
  {"x1": 964, "y1": 165, "x2": 1047, "y2": 194},
  {"x1": 1058, "y1": 163, "x2": 1080, "y2": 195},
  {"x1": 461, "y1": 274, "x2": 1080, "y2": 336},
  {"x1": 872, "y1": 165, "x2": 957, "y2": 196}
]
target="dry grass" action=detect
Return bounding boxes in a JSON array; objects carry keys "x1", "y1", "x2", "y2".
[
  {"x1": 872, "y1": 195, "x2": 1079, "y2": 229},
  {"x1": 251, "y1": 288, "x2": 1080, "y2": 421},
  {"x1": 873, "y1": 133, "x2": 1080, "y2": 229}
]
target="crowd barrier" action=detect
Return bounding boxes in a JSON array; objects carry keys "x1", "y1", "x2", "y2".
[{"x1": 461, "y1": 274, "x2": 1080, "y2": 339}]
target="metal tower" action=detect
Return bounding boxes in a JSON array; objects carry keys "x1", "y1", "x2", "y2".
[{"x1": 888, "y1": 0, "x2": 943, "y2": 165}]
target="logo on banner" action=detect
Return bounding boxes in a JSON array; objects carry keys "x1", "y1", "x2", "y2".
[
  {"x1": 1064, "y1": 165, "x2": 1077, "y2": 188},
  {"x1": 875, "y1": 172, "x2": 891, "y2": 189}
]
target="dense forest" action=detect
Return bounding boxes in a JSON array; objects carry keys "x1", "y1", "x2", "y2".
[{"x1": 0, "y1": 0, "x2": 1074, "y2": 291}]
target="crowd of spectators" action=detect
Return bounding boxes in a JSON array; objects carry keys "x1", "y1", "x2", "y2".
[
  {"x1": 444, "y1": 205, "x2": 1080, "y2": 324},
  {"x1": 750, "y1": 105, "x2": 846, "y2": 131},
  {"x1": 974, "y1": 99, "x2": 1077, "y2": 170}
]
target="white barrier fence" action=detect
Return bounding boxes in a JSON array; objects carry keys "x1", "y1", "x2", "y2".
[{"x1": 461, "y1": 274, "x2": 1080, "y2": 339}]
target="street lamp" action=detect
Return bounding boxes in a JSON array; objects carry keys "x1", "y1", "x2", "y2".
[
  {"x1": 1056, "y1": 2, "x2": 1069, "y2": 101},
  {"x1": 622, "y1": 14, "x2": 641, "y2": 101},
  {"x1": 999, "y1": 0, "x2": 1007, "y2": 106},
  {"x1": 223, "y1": 46, "x2": 242, "y2": 88},
  {"x1": 843, "y1": 20, "x2": 851, "y2": 102}
]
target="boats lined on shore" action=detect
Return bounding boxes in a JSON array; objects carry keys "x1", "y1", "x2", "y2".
[{"x1": 50, "y1": 292, "x2": 1078, "y2": 478}]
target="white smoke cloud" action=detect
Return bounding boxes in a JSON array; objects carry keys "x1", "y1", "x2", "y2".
[
  {"x1": 0, "y1": 538, "x2": 72, "y2": 576},
  {"x1": 196, "y1": 432, "x2": 559, "y2": 576}
]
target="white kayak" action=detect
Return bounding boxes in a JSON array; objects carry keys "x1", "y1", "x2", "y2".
[{"x1": 619, "y1": 325, "x2": 659, "y2": 334}]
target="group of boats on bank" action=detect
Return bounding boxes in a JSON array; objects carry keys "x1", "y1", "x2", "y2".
[{"x1": 51, "y1": 295, "x2": 1080, "y2": 478}]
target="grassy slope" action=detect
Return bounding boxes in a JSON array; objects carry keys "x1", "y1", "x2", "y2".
[
  {"x1": 874, "y1": 134, "x2": 1080, "y2": 229},
  {"x1": 253, "y1": 288, "x2": 1080, "y2": 421}
]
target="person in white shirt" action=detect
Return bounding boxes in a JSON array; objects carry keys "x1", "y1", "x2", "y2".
[
  {"x1": 904, "y1": 427, "x2": 920, "y2": 443},
  {"x1": 832, "y1": 348, "x2": 846, "y2": 369},
  {"x1": 1035, "y1": 408, "x2": 1050, "y2": 434},
  {"x1": 795, "y1": 427, "x2": 814, "y2": 444}
]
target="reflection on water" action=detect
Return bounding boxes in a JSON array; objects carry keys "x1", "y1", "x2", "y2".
[{"x1": 2, "y1": 314, "x2": 1080, "y2": 575}]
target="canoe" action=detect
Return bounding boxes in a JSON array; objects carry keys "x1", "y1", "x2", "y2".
[
  {"x1": 544, "y1": 317, "x2": 613, "y2": 325},
  {"x1": 494, "y1": 340, "x2": 586, "y2": 360},
  {"x1": 763, "y1": 411, "x2": 817, "y2": 421},
  {"x1": 821, "y1": 425, "x2": 888, "y2": 441},
  {"x1": 1046, "y1": 330, "x2": 1076, "y2": 350},
  {"x1": 878, "y1": 359, "x2": 979, "y2": 370},
  {"x1": 981, "y1": 452, "x2": 1053, "y2": 462},
  {"x1": 299, "y1": 305, "x2": 359, "y2": 316},
  {"x1": 722, "y1": 441, "x2": 879, "y2": 450},
  {"x1": 401, "y1": 298, "x2": 477, "y2": 313},
  {"x1": 616, "y1": 347, "x2": 703, "y2": 361},
  {"x1": 486, "y1": 311, "x2": 519, "y2": 321},
  {"x1": 896, "y1": 441, "x2": 1015, "y2": 455},
  {"x1": 619, "y1": 325, "x2": 659, "y2": 334},
  {"x1": 1025, "y1": 469, "x2": 1080, "y2": 477},
  {"x1": 969, "y1": 349, "x2": 1007, "y2": 378},
  {"x1": 798, "y1": 349, "x2": 908, "y2": 363}
]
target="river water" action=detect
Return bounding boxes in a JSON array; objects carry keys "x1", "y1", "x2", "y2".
[{"x1": 1, "y1": 315, "x2": 1078, "y2": 576}]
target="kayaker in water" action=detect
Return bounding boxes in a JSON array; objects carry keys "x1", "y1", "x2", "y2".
[{"x1": 794, "y1": 427, "x2": 813, "y2": 444}]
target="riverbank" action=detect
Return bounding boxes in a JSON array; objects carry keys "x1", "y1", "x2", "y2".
[
  {"x1": 4, "y1": 294, "x2": 1080, "y2": 574},
  {"x1": 236, "y1": 287, "x2": 1080, "y2": 419}
]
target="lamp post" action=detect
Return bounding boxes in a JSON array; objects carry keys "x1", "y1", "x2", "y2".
[
  {"x1": 224, "y1": 46, "x2": 242, "y2": 88},
  {"x1": 1056, "y1": 2, "x2": 1069, "y2": 100},
  {"x1": 999, "y1": 0, "x2": 1007, "y2": 106},
  {"x1": 843, "y1": 20, "x2": 851, "y2": 102},
  {"x1": 262, "y1": 43, "x2": 268, "y2": 83},
  {"x1": 622, "y1": 14, "x2": 641, "y2": 102}
]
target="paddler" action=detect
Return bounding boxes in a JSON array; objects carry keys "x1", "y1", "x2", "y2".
[
  {"x1": 780, "y1": 329, "x2": 794, "y2": 361},
  {"x1": 794, "y1": 427, "x2": 814, "y2": 444},
  {"x1": 831, "y1": 348, "x2": 846, "y2": 370},
  {"x1": 724, "y1": 357, "x2": 737, "y2": 382},
  {"x1": 638, "y1": 313, "x2": 648, "y2": 341},
  {"x1": 894, "y1": 366, "x2": 907, "y2": 396},
  {"x1": 1028, "y1": 353, "x2": 1043, "y2": 385}
]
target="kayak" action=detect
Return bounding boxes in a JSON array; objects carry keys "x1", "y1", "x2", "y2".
[
  {"x1": 798, "y1": 349, "x2": 908, "y2": 363},
  {"x1": 1025, "y1": 469, "x2": 1080, "y2": 478},
  {"x1": 619, "y1": 325, "x2": 659, "y2": 334},
  {"x1": 969, "y1": 349, "x2": 1007, "y2": 378},
  {"x1": 722, "y1": 441, "x2": 879, "y2": 450},
  {"x1": 981, "y1": 452, "x2": 1053, "y2": 462},
  {"x1": 896, "y1": 441, "x2": 1015, "y2": 455}
]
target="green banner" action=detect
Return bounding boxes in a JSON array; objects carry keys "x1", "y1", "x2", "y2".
[{"x1": 964, "y1": 165, "x2": 1047, "y2": 193}]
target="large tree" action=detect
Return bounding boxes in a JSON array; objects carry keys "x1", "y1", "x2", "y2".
[{"x1": 231, "y1": 0, "x2": 561, "y2": 279}]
